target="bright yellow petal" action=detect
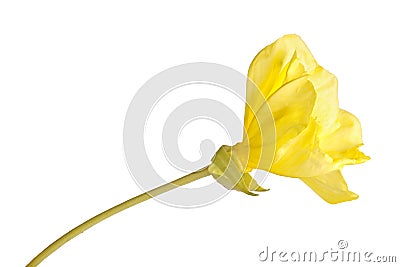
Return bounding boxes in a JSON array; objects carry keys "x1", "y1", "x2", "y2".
[
  {"x1": 300, "y1": 170, "x2": 359, "y2": 204},
  {"x1": 239, "y1": 96, "x2": 275, "y2": 172},
  {"x1": 267, "y1": 76, "x2": 316, "y2": 151},
  {"x1": 263, "y1": 70, "x2": 340, "y2": 178},
  {"x1": 248, "y1": 34, "x2": 317, "y2": 100},
  {"x1": 243, "y1": 73, "x2": 321, "y2": 172},
  {"x1": 321, "y1": 109, "x2": 370, "y2": 165},
  {"x1": 271, "y1": 118, "x2": 335, "y2": 178},
  {"x1": 308, "y1": 66, "x2": 340, "y2": 135},
  {"x1": 244, "y1": 34, "x2": 317, "y2": 132},
  {"x1": 321, "y1": 109, "x2": 363, "y2": 151},
  {"x1": 264, "y1": 67, "x2": 368, "y2": 178},
  {"x1": 240, "y1": 75, "x2": 317, "y2": 172},
  {"x1": 241, "y1": 34, "x2": 321, "y2": 173}
]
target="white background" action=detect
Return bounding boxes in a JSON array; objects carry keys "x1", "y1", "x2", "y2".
[{"x1": 1, "y1": 1, "x2": 399, "y2": 266}]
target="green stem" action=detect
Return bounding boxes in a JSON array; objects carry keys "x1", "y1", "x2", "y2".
[{"x1": 27, "y1": 167, "x2": 210, "y2": 266}]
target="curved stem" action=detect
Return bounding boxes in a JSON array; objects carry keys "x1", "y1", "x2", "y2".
[{"x1": 27, "y1": 167, "x2": 210, "y2": 266}]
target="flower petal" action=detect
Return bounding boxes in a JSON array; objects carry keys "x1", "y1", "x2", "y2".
[
  {"x1": 240, "y1": 98, "x2": 275, "y2": 172},
  {"x1": 321, "y1": 109, "x2": 370, "y2": 166},
  {"x1": 267, "y1": 76, "x2": 316, "y2": 151},
  {"x1": 244, "y1": 74, "x2": 316, "y2": 171},
  {"x1": 308, "y1": 66, "x2": 340, "y2": 134},
  {"x1": 300, "y1": 170, "x2": 359, "y2": 204},
  {"x1": 243, "y1": 75, "x2": 318, "y2": 172},
  {"x1": 247, "y1": 34, "x2": 317, "y2": 99},
  {"x1": 244, "y1": 34, "x2": 317, "y2": 133},
  {"x1": 271, "y1": 118, "x2": 335, "y2": 178}
]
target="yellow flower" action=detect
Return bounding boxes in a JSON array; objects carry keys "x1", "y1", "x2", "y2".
[
  {"x1": 209, "y1": 34, "x2": 370, "y2": 204},
  {"x1": 26, "y1": 34, "x2": 372, "y2": 267}
]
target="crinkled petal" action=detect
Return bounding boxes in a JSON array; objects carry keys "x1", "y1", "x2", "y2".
[
  {"x1": 248, "y1": 34, "x2": 317, "y2": 99},
  {"x1": 321, "y1": 109, "x2": 370, "y2": 166},
  {"x1": 242, "y1": 76, "x2": 316, "y2": 172},
  {"x1": 308, "y1": 66, "x2": 340, "y2": 134},
  {"x1": 244, "y1": 34, "x2": 317, "y2": 133},
  {"x1": 265, "y1": 67, "x2": 368, "y2": 178},
  {"x1": 271, "y1": 119, "x2": 335, "y2": 178},
  {"x1": 267, "y1": 76, "x2": 316, "y2": 151},
  {"x1": 300, "y1": 170, "x2": 359, "y2": 204}
]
